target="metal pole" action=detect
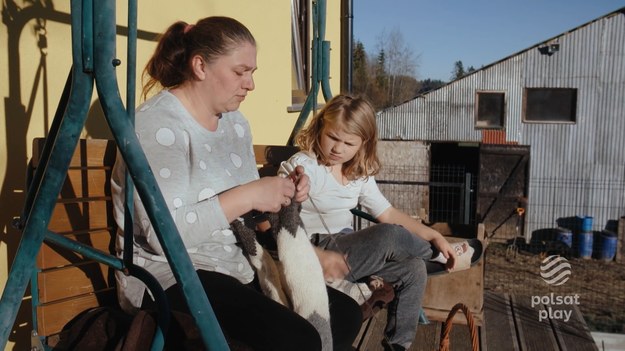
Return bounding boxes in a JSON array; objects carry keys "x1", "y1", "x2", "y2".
[
  {"x1": 340, "y1": 0, "x2": 353, "y2": 94},
  {"x1": 287, "y1": 0, "x2": 332, "y2": 145},
  {"x1": 464, "y1": 173, "x2": 472, "y2": 224}
]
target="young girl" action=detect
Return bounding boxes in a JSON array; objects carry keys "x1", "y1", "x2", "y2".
[{"x1": 279, "y1": 94, "x2": 475, "y2": 351}]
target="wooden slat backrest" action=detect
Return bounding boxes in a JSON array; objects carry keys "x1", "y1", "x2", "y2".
[
  {"x1": 31, "y1": 138, "x2": 118, "y2": 337},
  {"x1": 253, "y1": 144, "x2": 299, "y2": 177},
  {"x1": 253, "y1": 144, "x2": 299, "y2": 166}
]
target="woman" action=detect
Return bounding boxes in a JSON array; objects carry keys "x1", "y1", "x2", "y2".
[{"x1": 111, "y1": 17, "x2": 361, "y2": 350}]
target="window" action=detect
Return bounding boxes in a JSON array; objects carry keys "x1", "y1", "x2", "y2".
[
  {"x1": 290, "y1": 0, "x2": 309, "y2": 111},
  {"x1": 524, "y1": 88, "x2": 577, "y2": 123},
  {"x1": 475, "y1": 91, "x2": 505, "y2": 129}
]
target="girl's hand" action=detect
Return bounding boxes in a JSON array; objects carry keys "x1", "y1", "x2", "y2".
[
  {"x1": 291, "y1": 166, "x2": 310, "y2": 203},
  {"x1": 314, "y1": 247, "x2": 350, "y2": 282},
  {"x1": 280, "y1": 163, "x2": 310, "y2": 203},
  {"x1": 431, "y1": 236, "x2": 458, "y2": 271}
]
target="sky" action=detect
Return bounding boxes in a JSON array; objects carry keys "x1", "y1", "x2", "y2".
[{"x1": 353, "y1": 0, "x2": 625, "y2": 82}]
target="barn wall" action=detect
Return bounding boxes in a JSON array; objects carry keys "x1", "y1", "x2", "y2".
[
  {"x1": 376, "y1": 140, "x2": 430, "y2": 220},
  {"x1": 376, "y1": 9, "x2": 625, "y2": 241}
]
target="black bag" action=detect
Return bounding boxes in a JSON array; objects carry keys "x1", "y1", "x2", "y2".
[{"x1": 53, "y1": 306, "x2": 252, "y2": 350}]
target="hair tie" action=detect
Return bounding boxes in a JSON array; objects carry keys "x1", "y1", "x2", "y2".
[{"x1": 184, "y1": 24, "x2": 194, "y2": 34}]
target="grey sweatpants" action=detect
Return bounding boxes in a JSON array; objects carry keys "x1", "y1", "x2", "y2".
[{"x1": 312, "y1": 223, "x2": 432, "y2": 348}]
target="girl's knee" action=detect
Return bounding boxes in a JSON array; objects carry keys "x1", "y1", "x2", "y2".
[
  {"x1": 377, "y1": 223, "x2": 407, "y2": 235},
  {"x1": 374, "y1": 224, "x2": 430, "y2": 253},
  {"x1": 379, "y1": 224, "x2": 421, "y2": 243},
  {"x1": 369, "y1": 223, "x2": 410, "y2": 243}
]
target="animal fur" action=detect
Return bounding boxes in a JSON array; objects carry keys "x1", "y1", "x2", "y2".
[{"x1": 232, "y1": 202, "x2": 333, "y2": 350}]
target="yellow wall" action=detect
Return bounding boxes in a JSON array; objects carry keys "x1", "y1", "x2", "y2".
[{"x1": 0, "y1": 1, "x2": 341, "y2": 349}]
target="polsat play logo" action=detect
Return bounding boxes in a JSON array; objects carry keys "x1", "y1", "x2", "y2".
[{"x1": 540, "y1": 255, "x2": 571, "y2": 286}]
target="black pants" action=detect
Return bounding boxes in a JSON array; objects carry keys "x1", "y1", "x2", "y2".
[{"x1": 142, "y1": 270, "x2": 362, "y2": 351}]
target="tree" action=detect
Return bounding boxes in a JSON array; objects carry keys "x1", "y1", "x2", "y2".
[
  {"x1": 352, "y1": 28, "x2": 423, "y2": 109},
  {"x1": 352, "y1": 41, "x2": 384, "y2": 108},
  {"x1": 352, "y1": 40, "x2": 369, "y2": 95},
  {"x1": 391, "y1": 75, "x2": 420, "y2": 105},
  {"x1": 377, "y1": 28, "x2": 419, "y2": 107},
  {"x1": 451, "y1": 60, "x2": 466, "y2": 80},
  {"x1": 418, "y1": 79, "x2": 446, "y2": 94},
  {"x1": 375, "y1": 49, "x2": 387, "y2": 91}
]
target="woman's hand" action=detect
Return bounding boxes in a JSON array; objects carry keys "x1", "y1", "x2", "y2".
[
  {"x1": 249, "y1": 176, "x2": 296, "y2": 213},
  {"x1": 314, "y1": 247, "x2": 350, "y2": 282},
  {"x1": 219, "y1": 166, "x2": 307, "y2": 222}
]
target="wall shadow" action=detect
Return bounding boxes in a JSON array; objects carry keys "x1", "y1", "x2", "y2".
[
  {"x1": 0, "y1": 1, "x2": 157, "y2": 348},
  {"x1": 85, "y1": 98, "x2": 114, "y2": 140},
  {"x1": 1, "y1": 2, "x2": 71, "y2": 348}
]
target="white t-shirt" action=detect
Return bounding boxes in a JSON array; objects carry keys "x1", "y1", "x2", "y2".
[{"x1": 280, "y1": 152, "x2": 391, "y2": 237}]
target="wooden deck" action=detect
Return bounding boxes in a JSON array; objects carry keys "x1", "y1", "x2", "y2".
[{"x1": 353, "y1": 291, "x2": 598, "y2": 351}]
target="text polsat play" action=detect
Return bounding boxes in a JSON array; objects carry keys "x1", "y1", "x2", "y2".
[{"x1": 531, "y1": 293, "x2": 581, "y2": 323}]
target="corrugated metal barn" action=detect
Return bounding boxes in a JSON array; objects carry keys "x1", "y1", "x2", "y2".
[{"x1": 376, "y1": 7, "x2": 625, "y2": 245}]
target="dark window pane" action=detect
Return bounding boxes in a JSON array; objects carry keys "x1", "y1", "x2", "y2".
[
  {"x1": 476, "y1": 92, "x2": 505, "y2": 128},
  {"x1": 525, "y1": 88, "x2": 577, "y2": 123}
]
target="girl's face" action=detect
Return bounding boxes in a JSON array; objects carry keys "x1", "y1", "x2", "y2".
[
  {"x1": 320, "y1": 124, "x2": 363, "y2": 167},
  {"x1": 203, "y1": 42, "x2": 257, "y2": 115}
]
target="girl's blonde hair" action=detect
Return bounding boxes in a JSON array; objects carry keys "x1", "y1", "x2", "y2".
[{"x1": 295, "y1": 94, "x2": 380, "y2": 179}]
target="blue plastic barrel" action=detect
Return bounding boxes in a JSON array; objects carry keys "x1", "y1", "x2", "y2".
[
  {"x1": 600, "y1": 231, "x2": 617, "y2": 262},
  {"x1": 578, "y1": 232, "x2": 593, "y2": 259},
  {"x1": 556, "y1": 227, "x2": 573, "y2": 248},
  {"x1": 581, "y1": 216, "x2": 593, "y2": 232}
]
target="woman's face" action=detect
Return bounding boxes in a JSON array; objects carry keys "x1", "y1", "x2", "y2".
[
  {"x1": 319, "y1": 124, "x2": 363, "y2": 167},
  {"x1": 204, "y1": 42, "x2": 257, "y2": 114}
]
